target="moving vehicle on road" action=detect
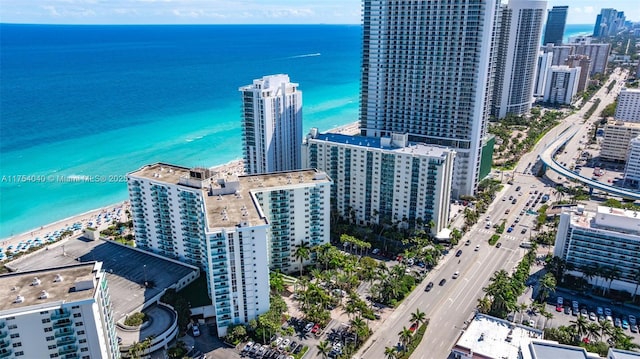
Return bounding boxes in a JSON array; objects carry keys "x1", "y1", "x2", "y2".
[
  {"x1": 452, "y1": 271, "x2": 460, "y2": 279},
  {"x1": 439, "y1": 278, "x2": 447, "y2": 286},
  {"x1": 456, "y1": 250, "x2": 463, "y2": 257},
  {"x1": 425, "y1": 282, "x2": 434, "y2": 292}
]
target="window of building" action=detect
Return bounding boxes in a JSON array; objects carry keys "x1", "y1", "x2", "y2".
[
  {"x1": 75, "y1": 321, "x2": 84, "y2": 327},
  {"x1": 15, "y1": 351, "x2": 24, "y2": 357},
  {"x1": 44, "y1": 327, "x2": 52, "y2": 332},
  {"x1": 10, "y1": 333, "x2": 20, "y2": 338},
  {"x1": 50, "y1": 354, "x2": 59, "y2": 358},
  {"x1": 46, "y1": 336, "x2": 54, "y2": 341},
  {"x1": 73, "y1": 313, "x2": 82, "y2": 318},
  {"x1": 48, "y1": 345, "x2": 57, "y2": 350},
  {"x1": 81, "y1": 348, "x2": 89, "y2": 352},
  {"x1": 12, "y1": 342, "x2": 22, "y2": 347},
  {"x1": 42, "y1": 318, "x2": 51, "y2": 323}
]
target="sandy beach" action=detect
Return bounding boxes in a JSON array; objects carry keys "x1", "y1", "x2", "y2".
[
  {"x1": 328, "y1": 121, "x2": 360, "y2": 136},
  {"x1": 1, "y1": 159, "x2": 246, "y2": 253}
]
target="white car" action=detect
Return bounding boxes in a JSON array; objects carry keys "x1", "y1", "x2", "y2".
[
  {"x1": 304, "y1": 322, "x2": 314, "y2": 332},
  {"x1": 242, "y1": 342, "x2": 254, "y2": 352},
  {"x1": 279, "y1": 338, "x2": 291, "y2": 350},
  {"x1": 474, "y1": 245, "x2": 480, "y2": 251},
  {"x1": 452, "y1": 271, "x2": 460, "y2": 279},
  {"x1": 192, "y1": 325, "x2": 201, "y2": 337}
]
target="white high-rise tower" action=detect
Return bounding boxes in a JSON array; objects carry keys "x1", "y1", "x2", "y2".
[
  {"x1": 359, "y1": 0, "x2": 499, "y2": 197},
  {"x1": 492, "y1": 0, "x2": 547, "y2": 118},
  {"x1": 240, "y1": 74, "x2": 302, "y2": 175}
]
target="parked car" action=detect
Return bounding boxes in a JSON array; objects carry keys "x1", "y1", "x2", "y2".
[
  {"x1": 496, "y1": 242, "x2": 502, "y2": 248},
  {"x1": 304, "y1": 322, "x2": 314, "y2": 332},
  {"x1": 192, "y1": 325, "x2": 201, "y2": 337},
  {"x1": 243, "y1": 342, "x2": 254, "y2": 352}
]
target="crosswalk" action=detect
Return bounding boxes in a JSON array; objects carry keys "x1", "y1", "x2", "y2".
[{"x1": 474, "y1": 228, "x2": 518, "y2": 240}]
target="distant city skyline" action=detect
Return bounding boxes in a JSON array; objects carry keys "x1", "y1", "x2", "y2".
[{"x1": 1, "y1": 0, "x2": 639, "y2": 25}]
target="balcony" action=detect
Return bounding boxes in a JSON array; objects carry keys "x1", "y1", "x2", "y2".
[
  {"x1": 53, "y1": 318, "x2": 73, "y2": 329},
  {"x1": 58, "y1": 345, "x2": 79, "y2": 356},
  {"x1": 55, "y1": 328, "x2": 75, "y2": 338},
  {"x1": 51, "y1": 309, "x2": 71, "y2": 320},
  {"x1": 0, "y1": 348, "x2": 12, "y2": 359},
  {"x1": 57, "y1": 335, "x2": 77, "y2": 346}
]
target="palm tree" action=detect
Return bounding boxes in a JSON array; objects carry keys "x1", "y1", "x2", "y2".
[
  {"x1": 586, "y1": 323, "x2": 601, "y2": 342},
  {"x1": 351, "y1": 316, "x2": 368, "y2": 345},
  {"x1": 569, "y1": 315, "x2": 589, "y2": 340},
  {"x1": 384, "y1": 346, "x2": 397, "y2": 359},
  {"x1": 316, "y1": 340, "x2": 331, "y2": 359},
  {"x1": 538, "y1": 272, "x2": 557, "y2": 303},
  {"x1": 294, "y1": 241, "x2": 311, "y2": 276},
  {"x1": 409, "y1": 308, "x2": 427, "y2": 329},
  {"x1": 398, "y1": 327, "x2": 413, "y2": 351},
  {"x1": 603, "y1": 266, "x2": 621, "y2": 295},
  {"x1": 269, "y1": 270, "x2": 285, "y2": 294},
  {"x1": 580, "y1": 264, "x2": 597, "y2": 289},
  {"x1": 599, "y1": 317, "x2": 614, "y2": 340},
  {"x1": 477, "y1": 296, "x2": 492, "y2": 314}
]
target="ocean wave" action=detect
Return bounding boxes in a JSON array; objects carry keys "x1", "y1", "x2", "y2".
[{"x1": 287, "y1": 53, "x2": 321, "y2": 59}]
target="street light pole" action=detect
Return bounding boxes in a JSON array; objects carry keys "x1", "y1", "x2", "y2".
[{"x1": 143, "y1": 264, "x2": 147, "y2": 287}]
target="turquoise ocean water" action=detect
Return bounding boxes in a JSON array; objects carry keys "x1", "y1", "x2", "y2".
[{"x1": 0, "y1": 23, "x2": 593, "y2": 239}]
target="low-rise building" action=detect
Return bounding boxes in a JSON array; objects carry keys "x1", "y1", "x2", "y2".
[
  {"x1": 601, "y1": 120, "x2": 640, "y2": 162},
  {"x1": 0, "y1": 262, "x2": 120, "y2": 359},
  {"x1": 554, "y1": 206, "x2": 640, "y2": 296},
  {"x1": 302, "y1": 129, "x2": 454, "y2": 237},
  {"x1": 450, "y1": 313, "x2": 543, "y2": 359}
]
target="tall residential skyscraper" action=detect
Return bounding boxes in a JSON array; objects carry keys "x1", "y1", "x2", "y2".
[
  {"x1": 534, "y1": 51, "x2": 554, "y2": 100},
  {"x1": 593, "y1": 8, "x2": 626, "y2": 38},
  {"x1": 543, "y1": 6, "x2": 568, "y2": 45},
  {"x1": 127, "y1": 163, "x2": 331, "y2": 335},
  {"x1": 240, "y1": 74, "x2": 302, "y2": 175},
  {"x1": 615, "y1": 88, "x2": 640, "y2": 122},
  {"x1": 492, "y1": 0, "x2": 547, "y2": 118},
  {"x1": 360, "y1": 0, "x2": 499, "y2": 197}
]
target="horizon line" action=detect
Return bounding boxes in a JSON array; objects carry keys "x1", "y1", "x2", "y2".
[{"x1": 0, "y1": 22, "x2": 597, "y2": 26}]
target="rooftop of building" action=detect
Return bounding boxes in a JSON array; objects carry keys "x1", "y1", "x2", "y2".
[
  {"x1": 204, "y1": 170, "x2": 330, "y2": 229},
  {"x1": 565, "y1": 206, "x2": 640, "y2": 236},
  {"x1": 620, "y1": 87, "x2": 640, "y2": 94},
  {"x1": 452, "y1": 314, "x2": 543, "y2": 358},
  {"x1": 0, "y1": 262, "x2": 100, "y2": 313},
  {"x1": 608, "y1": 348, "x2": 640, "y2": 359},
  {"x1": 605, "y1": 119, "x2": 640, "y2": 128},
  {"x1": 525, "y1": 340, "x2": 600, "y2": 359},
  {"x1": 308, "y1": 131, "x2": 453, "y2": 159},
  {"x1": 4, "y1": 238, "x2": 198, "y2": 321},
  {"x1": 129, "y1": 163, "x2": 331, "y2": 230}
]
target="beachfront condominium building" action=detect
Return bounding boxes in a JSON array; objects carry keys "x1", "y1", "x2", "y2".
[
  {"x1": 492, "y1": 0, "x2": 547, "y2": 118},
  {"x1": 534, "y1": 51, "x2": 554, "y2": 100},
  {"x1": 593, "y1": 8, "x2": 626, "y2": 38},
  {"x1": 302, "y1": 129, "x2": 455, "y2": 237},
  {"x1": 239, "y1": 74, "x2": 302, "y2": 174},
  {"x1": 615, "y1": 88, "x2": 640, "y2": 122},
  {"x1": 624, "y1": 136, "x2": 640, "y2": 189},
  {"x1": 601, "y1": 120, "x2": 640, "y2": 162},
  {"x1": 543, "y1": 6, "x2": 568, "y2": 46},
  {"x1": 0, "y1": 262, "x2": 120, "y2": 359},
  {"x1": 564, "y1": 55, "x2": 591, "y2": 93},
  {"x1": 543, "y1": 65, "x2": 580, "y2": 105},
  {"x1": 543, "y1": 44, "x2": 573, "y2": 66},
  {"x1": 554, "y1": 206, "x2": 640, "y2": 297},
  {"x1": 359, "y1": 0, "x2": 499, "y2": 198},
  {"x1": 127, "y1": 164, "x2": 331, "y2": 336},
  {"x1": 573, "y1": 43, "x2": 610, "y2": 75}
]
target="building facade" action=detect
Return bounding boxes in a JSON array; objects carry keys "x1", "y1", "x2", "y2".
[
  {"x1": 554, "y1": 206, "x2": 640, "y2": 296},
  {"x1": 573, "y1": 43, "x2": 610, "y2": 75},
  {"x1": 544, "y1": 65, "x2": 580, "y2": 105},
  {"x1": 239, "y1": 74, "x2": 303, "y2": 174},
  {"x1": 359, "y1": 0, "x2": 499, "y2": 197},
  {"x1": 0, "y1": 262, "x2": 119, "y2": 359},
  {"x1": 601, "y1": 120, "x2": 640, "y2": 162},
  {"x1": 624, "y1": 136, "x2": 640, "y2": 189},
  {"x1": 543, "y1": 44, "x2": 573, "y2": 66},
  {"x1": 534, "y1": 51, "x2": 554, "y2": 100},
  {"x1": 564, "y1": 54, "x2": 591, "y2": 93},
  {"x1": 302, "y1": 129, "x2": 454, "y2": 237},
  {"x1": 492, "y1": 0, "x2": 547, "y2": 118},
  {"x1": 593, "y1": 8, "x2": 626, "y2": 38},
  {"x1": 127, "y1": 164, "x2": 331, "y2": 335},
  {"x1": 543, "y1": 6, "x2": 568, "y2": 46},
  {"x1": 615, "y1": 88, "x2": 640, "y2": 123}
]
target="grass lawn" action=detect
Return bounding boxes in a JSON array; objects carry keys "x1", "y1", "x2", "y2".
[{"x1": 178, "y1": 274, "x2": 212, "y2": 307}]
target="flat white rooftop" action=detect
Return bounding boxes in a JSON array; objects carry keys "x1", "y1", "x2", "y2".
[
  {"x1": 525, "y1": 340, "x2": 600, "y2": 359},
  {"x1": 452, "y1": 314, "x2": 543, "y2": 359},
  {"x1": 568, "y1": 206, "x2": 640, "y2": 235}
]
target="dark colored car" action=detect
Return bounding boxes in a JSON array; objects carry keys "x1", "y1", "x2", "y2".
[
  {"x1": 455, "y1": 250, "x2": 463, "y2": 257},
  {"x1": 439, "y1": 278, "x2": 447, "y2": 286},
  {"x1": 425, "y1": 282, "x2": 434, "y2": 292},
  {"x1": 496, "y1": 242, "x2": 502, "y2": 248}
]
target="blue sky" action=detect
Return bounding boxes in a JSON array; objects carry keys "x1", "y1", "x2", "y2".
[{"x1": 1, "y1": 0, "x2": 638, "y2": 25}]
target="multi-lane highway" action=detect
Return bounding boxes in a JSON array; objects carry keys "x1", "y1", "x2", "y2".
[{"x1": 354, "y1": 68, "x2": 631, "y2": 359}]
